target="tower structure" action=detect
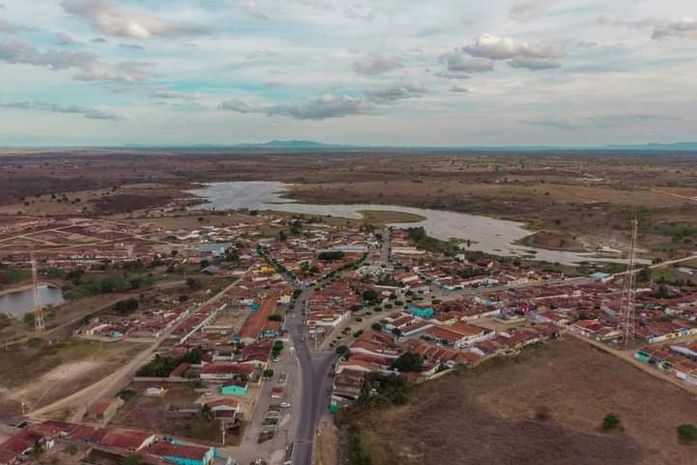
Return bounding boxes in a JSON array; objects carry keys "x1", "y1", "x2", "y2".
[{"x1": 619, "y1": 219, "x2": 638, "y2": 344}]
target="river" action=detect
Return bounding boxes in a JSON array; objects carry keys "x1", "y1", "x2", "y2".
[
  {"x1": 0, "y1": 284, "x2": 65, "y2": 318},
  {"x1": 189, "y1": 181, "x2": 641, "y2": 267}
]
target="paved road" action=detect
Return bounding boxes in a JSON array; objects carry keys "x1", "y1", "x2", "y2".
[{"x1": 289, "y1": 286, "x2": 336, "y2": 465}]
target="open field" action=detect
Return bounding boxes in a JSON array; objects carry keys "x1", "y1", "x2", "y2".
[
  {"x1": 347, "y1": 338, "x2": 697, "y2": 465},
  {"x1": 0, "y1": 151, "x2": 694, "y2": 259},
  {"x1": 0, "y1": 338, "x2": 147, "y2": 415},
  {"x1": 110, "y1": 383, "x2": 236, "y2": 445}
]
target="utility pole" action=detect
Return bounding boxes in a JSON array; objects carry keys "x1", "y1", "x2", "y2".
[{"x1": 619, "y1": 218, "x2": 638, "y2": 346}]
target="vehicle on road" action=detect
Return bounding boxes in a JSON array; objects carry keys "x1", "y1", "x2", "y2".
[
  {"x1": 272, "y1": 357, "x2": 280, "y2": 362},
  {"x1": 281, "y1": 402, "x2": 291, "y2": 408}
]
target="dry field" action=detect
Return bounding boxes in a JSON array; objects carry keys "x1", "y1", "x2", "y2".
[
  {"x1": 110, "y1": 383, "x2": 238, "y2": 445},
  {"x1": 350, "y1": 338, "x2": 697, "y2": 465},
  {"x1": 0, "y1": 338, "x2": 147, "y2": 415},
  {"x1": 0, "y1": 151, "x2": 695, "y2": 258}
]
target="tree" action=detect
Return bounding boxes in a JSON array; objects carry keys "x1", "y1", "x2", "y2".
[
  {"x1": 201, "y1": 404, "x2": 214, "y2": 422},
  {"x1": 278, "y1": 230, "x2": 287, "y2": 242},
  {"x1": 121, "y1": 454, "x2": 141, "y2": 465},
  {"x1": 186, "y1": 277, "x2": 201, "y2": 290},
  {"x1": 263, "y1": 368, "x2": 274, "y2": 378},
  {"x1": 371, "y1": 322, "x2": 383, "y2": 331},
  {"x1": 23, "y1": 312, "x2": 35, "y2": 326},
  {"x1": 362, "y1": 289, "x2": 379, "y2": 303},
  {"x1": 391, "y1": 352, "x2": 424, "y2": 372},
  {"x1": 602, "y1": 413, "x2": 621, "y2": 431},
  {"x1": 677, "y1": 424, "x2": 697, "y2": 442},
  {"x1": 336, "y1": 345, "x2": 349, "y2": 356},
  {"x1": 391, "y1": 327, "x2": 402, "y2": 338},
  {"x1": 272, "y1": 340, "x2": 284, "y2": 356}
]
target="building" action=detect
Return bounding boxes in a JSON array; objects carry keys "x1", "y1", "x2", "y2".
[
  {"x1": 147, "y1": 442, "x2": 215, "y2": 465},
  {"x1": 88, "y1": 397, "x2": 124, "y2": 422}
]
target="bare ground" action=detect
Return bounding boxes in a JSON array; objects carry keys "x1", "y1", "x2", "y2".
[{"x1": 350, "y1": 338, "x2": 697, "y2": 465}]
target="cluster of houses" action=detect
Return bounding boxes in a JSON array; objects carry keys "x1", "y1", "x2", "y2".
[
  {"x1": 635, "y1": 341, "x2": 697, "y2": 386},
  {"x1": 0, "y1": 419, "x2": 229, "y2": 465}
]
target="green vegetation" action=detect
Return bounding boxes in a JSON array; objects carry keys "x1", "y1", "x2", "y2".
[
  {"x1": 407, "y1": 226, "x2": 460, "y2": 257},
  {"x1": 677, "y1": 424, "x2": 697, "y2": 443},
  {"x1": 336, "y1": 345, "x2": 349, "y2": 356},
  {"x1": 391, "y1": 352, "x2": 424, "y2": 373},
  {"x1": 318, "y1": 251, "x2": 345, "y2": 261},
  {"x1": 371, "y1": 322, "x2": 383, "y2": 331},
  {"x1": 263, "y1": 368, "x2": 274, "y2": 378},
  {"x1": 65, "y1": 274, "x2": 155, "y2": 300},
  {"x1": 358, "y1": 373, "x2": 409, "y2": 407},
  {"x1": 272, "y1": 340, "x2": 284, "y2": 357},
  {"x1": 346, "y1": 424, "x2": 373, "y2": 465},
  {"x1": 602, "y1": 413, "x2": 622, "y2": 431},
  {"x1": 136, "y1": 347, "x2": 204, "y2": 377},
  {"x1": 118, "y1": 389, "x2": 137, "y2": 402},
  {"x1": 0, "y1": 264, "x2": 29, "y2": 288},
  {"x1": 113, "y1": 298, "x2": 139, "y2": 315}
]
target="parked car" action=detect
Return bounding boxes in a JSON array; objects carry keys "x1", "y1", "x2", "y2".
[{"x1": 280, "y1": 402, "x2": 291, "y2": 408}]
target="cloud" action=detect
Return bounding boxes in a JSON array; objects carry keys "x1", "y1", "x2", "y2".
[
  {"x1": 0, "y1": 38, "x2": 153, "y2": 83},
  {"x1": 450, "y1": 83, "x2": 469, "y2": 93},
  {"x1": 222, "y1": 94, "x2": 371, "y2": 120},
  {"x1": 509, "y1": 0, "x2": 559, "y2": 22},
  {"x1": 463, "y1": 34, "x2": 565, "y2": 60},
  {"x1": 0, "y1": 19, "x2": 33, "y2": 34},
  {"x1": 231, "y1": 1, "x2": 269, "y2": 20},
  {"x1": 508, "y1": 56, "x2": 561, "y2": 70},
  {"x1": 61, "y1": 0, "x2": 209, "y2": 39},
  {"x1": 220, "y1": 82, "x2": 424, "y2": 120},
  {"x1": 55, "y1": 33, "x2": 79, "y2": 46},
  {"x1": 0, "y1": 101, "x2": 124, "y2": 121},
  {"x1": 352, "y1": 52, "x2": 402, "y2": 75},
  {"x1": 119, "y1": 43, "x2": 146, "y2": 51},
  {"x1": 530, "y1": 114, "x2": 680, "y2": 130},
  {"x1": 0, "y1": 38, "x2": 95, "y2": 69},
  {"x1": 599, "y1": 15, "x2": 697, "y2": 40},
  {"x1": 440, "y1": 51, "x2": 494, "y2": 73},
  {"x1": 651, "y1": 18, "x2": 697, "y2": 40},
  {"x1": 364, "y1": 83, "x2": 424, "y2": 103},
  {"x1": 74, "y1": 61, "x2": 154, "y2": 83},
  {"x1": 149, "y1": 89, "x2": 201, "y2": 101}
]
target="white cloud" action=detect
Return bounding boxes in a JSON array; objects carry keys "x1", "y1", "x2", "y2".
[
  {"x1": 61, "y1": 0, "x2": 209, "y2": 39},
  {"x1": 463, "y1": 34, "x2": 565, "y2": 60},
  {"x1": 74, "y1": 61, "x2": 154, "y2": 83},
  {"x1": 221, "y1": 94, "x2": 372, "y2": 119},
  {"x1": 508, "y1": 56, "x2": 561, "y2": 70},
  {"x1": 231, "y1": 1, "x2": 269, "y2": 20},
  {"x1": 364, "y1": 82, "x2": 424, "y2": 103}
]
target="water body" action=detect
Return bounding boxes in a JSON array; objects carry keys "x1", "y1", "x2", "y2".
[
  {"x1": 189, "y1": 181, "x2": 641, "y2": 267},
  {"x1": 0, "y1": 285, "x2": 65, "y2": 318}
]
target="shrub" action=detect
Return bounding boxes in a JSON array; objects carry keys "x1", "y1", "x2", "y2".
[
  {"x1": 677, "y1": 424, "x2": 697, "y2": 442},
  {"x1": 602, "y1": 413, "x2": 621, "y2": 431}
]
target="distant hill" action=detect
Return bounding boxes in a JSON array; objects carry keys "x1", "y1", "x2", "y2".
[
  {"x1": 233, "y1": 140, "x2": 347, "y2": 149},
  {"x1": 604, "y1": 142, "x2": 697, "y2": 151}
]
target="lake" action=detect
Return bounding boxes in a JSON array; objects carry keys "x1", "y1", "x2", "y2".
[
  {"x1": 0, "y1": 284, "x2": 65, "y2": 318},
  {"x1": 189, "y1": 181, "x2": 641, "y2": 267}
]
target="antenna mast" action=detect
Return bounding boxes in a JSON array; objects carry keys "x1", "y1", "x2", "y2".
[
  {"x1": 619, "y1": 219, "x2": 638, "y2": 345},
  {"x1": 31, "y1": 253, "x2": 46, "y2": 335}
]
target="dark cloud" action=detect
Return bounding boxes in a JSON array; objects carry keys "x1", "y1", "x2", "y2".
[
  {"x1": 55, "y1": 32, "x2": 79, "y2": 46},
  {"x1": 222, "y1": 94, "x2": 371, "y2": 120},
  {"x1": 0, "y1": 38, "x2": 153, "y2": 83},
  {"x1": 0, "y1": 101, "x2": 124, "y2": 121},
  {"x1": 364, "y1": 83, "x2": 424, "y2": 103},
  {"x1": 508, "y1": 56, "x2": 561, "y2": 70},
  {"x1": 61, "y1": 0, "x2": 210, "y2": 39},
  {"x1": 530, "y1": 114, "x2": 680, "y2": 130},
  {"x1": 149, "y1": 89, "x2": 201, "y2": 101},
  {"x1": 440, "y1": 51, "x2": 494, "y2": 73},
  {"x1": 509, "y1": 0, "x2": 559, "y2": 22},
  {"x1": 352, "y1": 53, "x2": 402, "y2": 75}
]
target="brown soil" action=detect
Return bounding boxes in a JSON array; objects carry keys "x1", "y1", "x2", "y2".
[{"x1": 350, "y1": 338, "x2": 697, "y2": 465}]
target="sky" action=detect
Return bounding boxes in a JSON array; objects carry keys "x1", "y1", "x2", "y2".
[{"x1": 1, "y1": 0, "x2": 696, "y2": 146}]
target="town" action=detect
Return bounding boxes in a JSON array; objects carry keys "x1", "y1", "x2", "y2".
[{"x1": 1, "y1": 198, "x2": 695, "y2": 465}]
